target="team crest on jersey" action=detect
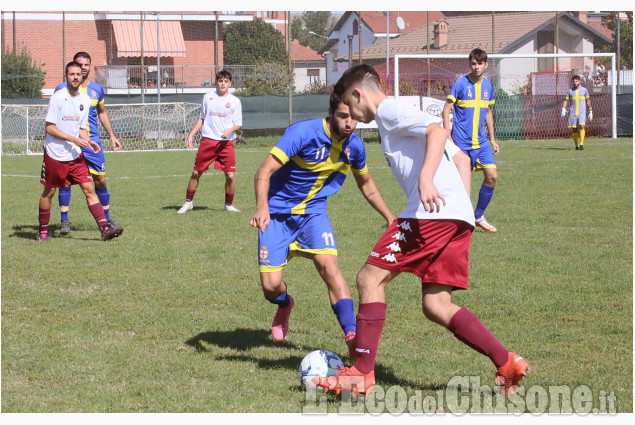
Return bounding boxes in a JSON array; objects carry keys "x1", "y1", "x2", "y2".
[
  {"x1": 345, "y1": 148, "x2": 351, "y2": 160},
  {"x1": 79, "y1": 104, "x2": 84, "y2": 111},
  {"x1": 259, "y1": 247, "x2": 268, "y2": 260},
  {"x1": 484, "y1": 90, "x2": 489, "y2": 98},
  {"x1": 91, "y1": 90, "x2": 97, "y2": 97},
  {"x1": 226, "y1": 102, "x2": 231, "y2": 108}
]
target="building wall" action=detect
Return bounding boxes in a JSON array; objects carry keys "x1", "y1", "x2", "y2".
[
  {"x1": 1, "y1": 12, "x2": 109, "y2": 89},
  {"x1": 1, "y1": 12, "x2": 224, "y2": 94}
]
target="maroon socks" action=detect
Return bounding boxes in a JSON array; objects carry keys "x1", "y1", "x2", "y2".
[{"x1": 448, "y1": 307, "x2": 508, "y2": 368}]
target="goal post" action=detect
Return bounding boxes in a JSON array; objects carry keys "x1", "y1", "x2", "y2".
[{"x1": 393, "y1": 53, "x2": 617, "y2": 139}]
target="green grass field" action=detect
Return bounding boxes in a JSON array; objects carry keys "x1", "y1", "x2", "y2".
[{"x1": 1, "y1": 137, "x2": 632, "y2": 413}]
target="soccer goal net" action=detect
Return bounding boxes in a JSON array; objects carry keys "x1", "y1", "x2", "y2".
[
  {"x1": 391, "y1": 53, "x2": 617, "y2": 139},
  {"x1": 1, "y1": 102, "x2": 202, "y2": 155}
]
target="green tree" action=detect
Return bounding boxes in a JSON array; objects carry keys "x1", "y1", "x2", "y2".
[
  {"x1": 1, "y1": 46, "x2": 46, "y2": 98},
  {"x1": 291, "y1": 11, "x2": 334, "y2": 52},
  {"x1": 224, "y1": 18, "x2": 288, "y2": 65},
  {"x1": 598, "y1": 11, "x2": 633, "y2": 69},
  {"x1": 236, "y1": 62, "x2": 294, "y2": 96}
]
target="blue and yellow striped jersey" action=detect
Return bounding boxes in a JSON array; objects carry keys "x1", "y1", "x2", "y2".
[
  {"x1": 268, "y1": 118, "x2": 368, "y2": 215},
  {"x1": 55, "y1": 80, "x2": 105, "y2": 144},
  {"x1": 447, "y1": 75, "x2": 495, "y2": 150}
]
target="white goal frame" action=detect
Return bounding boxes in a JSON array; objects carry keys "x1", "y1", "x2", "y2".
[{"x1": 394, "y1": 53, "x2": 617, "y2": 139}]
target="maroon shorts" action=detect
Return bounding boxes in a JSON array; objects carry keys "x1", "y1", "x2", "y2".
[
  {"x1": 40, "y1": 152, "x2": 92, "y2": 188},
  {"x1": 194, "y1": 137, "x2": 236, "y2": 172},
  {"x1": 366, "y1": 218, "x2": 473, "y2": 290}
]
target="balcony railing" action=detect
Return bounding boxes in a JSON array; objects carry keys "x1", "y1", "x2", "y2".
[{"x1": 93, "y1": 65, "x2": 256, "y2": 90}]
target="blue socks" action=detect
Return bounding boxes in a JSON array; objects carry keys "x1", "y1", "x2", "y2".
[
  {"x1": 475, "y1": 184, "x2": 495, "y2": 219},
  {"x1": 59, "y1": 186, "x2": 71, "y2": 222},
  {"x1": 268, "y1": 290, "x2": 291, "y2": 307},
  {"x1": 332, "y1": 298, "x2": 356, "y2": 335},
  {"x1": 95, "y1": 186, "x2": 111, "y2": 221}
]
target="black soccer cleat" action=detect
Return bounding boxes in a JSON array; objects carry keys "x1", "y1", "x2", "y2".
[{"x1": 107, "y1": 219, "x2": 124, "y2": 237}]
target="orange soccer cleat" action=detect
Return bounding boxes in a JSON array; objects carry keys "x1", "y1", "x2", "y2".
[
  {"x1": 495, "y1": 351, "x2": 530, "y2": 395},
  {"x1": 313, "y1": 365, "x2": 375, "y2": 395}
]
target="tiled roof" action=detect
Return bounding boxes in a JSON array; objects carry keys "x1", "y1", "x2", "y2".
[
  {"x1": 338, "y1": 11, "x2": 613, "y2": 61},
  {"x1": 290, "y1": 39, "x2": 324, "y2": 61},
  {"x1": 332, "y1": 11, "x2": 444, "y2": 35}
]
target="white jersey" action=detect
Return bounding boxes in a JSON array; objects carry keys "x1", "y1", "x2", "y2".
[
  {"x1": 199, "y1": 90, "x2": 242, "y2": 140},
  {"x1": 375, "y1": 98, "x2": 475, "y2": 226},
  {"x1": 44, "y1": 87, "x2": 91, "y2": 161}
]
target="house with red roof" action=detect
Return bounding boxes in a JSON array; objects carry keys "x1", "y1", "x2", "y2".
[{"x1": 319, "y1": 11, "x2": 444, "y2": 85}]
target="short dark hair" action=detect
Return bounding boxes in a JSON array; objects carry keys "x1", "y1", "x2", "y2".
[
  {"x1": 333, "y1": 64, "x2": 381, "y2": 97},
  {"x1": 65, "y1": 61, "x2": 82, "y2": 74},
  {"x1": 572, "y1": 74, "x2": 581, "y2": 81},
  {"x1": 73, "y1": 51, "x2": 91, "y2": 62},
  {"x1": 329, "y1": 91, "x2": 344, "y2": 112},
  {"x1": 216, "y1": 70, "x2": 232, "y2": 82},
  {"x1": 469, "y1": 48, "x2": 488, "y2": 63}
]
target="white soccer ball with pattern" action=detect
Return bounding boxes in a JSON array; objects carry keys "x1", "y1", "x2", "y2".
[{"x1": 298, "y1": 350, "x2": 344, "y2": 389}]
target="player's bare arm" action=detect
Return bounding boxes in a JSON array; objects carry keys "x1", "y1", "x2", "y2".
[
  {"x1": 96, "y1": 103, "x2": 121, "y2": 151},
  {"x1": 186, "y1": 118, "x2": 204, "y2": 149},
  {"x1": 452, "y1": 149, "x2": 472, "y2": 196},
  {"x1": 419, "y1": 123, "x2": 448, "y2": 213},
  {"x1": 250, "y1": 154, "x2": 283, "y2": 233},
  {"x1": 353, "y1": 172, "x2": 396, "y2": 225},
  {"x1": 221, "y1": 124, "x2": 242, "y2": 139},
  {"x1": 442, "y1": 100, "x2": 455, "y2": 143},
  {"x1": 486, "y1": 108, "x2": 499, "y2": 154}
]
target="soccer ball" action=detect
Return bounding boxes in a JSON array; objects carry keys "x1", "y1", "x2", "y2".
[{"x1": 298, "y1": 350, "x2": 344, "y2": 389}]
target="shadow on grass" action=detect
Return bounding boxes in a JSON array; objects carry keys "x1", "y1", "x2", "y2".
[
  {"x1": 186, "y1": 328, "x2": 293, "y2": 352},
  {"x1": 10, "y1": 223, "x2": 100, "y2": 241},
  {"x1": 163, "y1": 205, "x2": 213, "y2": 212},
  {"x1": 529, "y1": 146, "x2": 572, "y2": 151},
  {"x1": 186, "y1": 328, "x2": 439, "y2": 391}
]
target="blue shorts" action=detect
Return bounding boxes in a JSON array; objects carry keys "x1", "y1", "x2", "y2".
[
  {"x1": 568, "y1": 114, "x2": 586, "y2": 128},
  {"x1": 464, "y1": 143, "x2": 496, "y2": 172},
  {"x1": 82, "y1": 140, "x2": 106, "y2": 175},
  {"x1": 258, "y1": 212, "x2": 337, "y2": 272}
]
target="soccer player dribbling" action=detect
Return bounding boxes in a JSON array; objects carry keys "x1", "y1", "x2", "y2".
[
  {"x1": 37, "y1": 61, "x2": 121, "y2": 242},
  {"x1": 178, "y1": 70, "x2": 242, "y2": 213},
  {"x1": 314, "y1": 64, "x2": 529, "y2": 396},
  {"x1": 249, "y1": 92, "x2": 395, "y2": 359},
  {"x1": 561, "y1": 74, "x2": 592, "y2": 150},
  {"x1": 443, "y1": 48, "x2": 499, "y2": 233},
  {"x1": 54, "y1": 52, "x2": 123, "y2": 237}
]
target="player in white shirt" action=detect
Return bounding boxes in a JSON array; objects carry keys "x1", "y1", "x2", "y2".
[
  {"x1": 314, "y1": 64, "x2": 529, "y2": 396},
  {"x1": 37, "y1": 61, "x2": 121, "y2": 242},
  {"x1": 178, "y1": 70, "x2": 243, "y2": 214}
]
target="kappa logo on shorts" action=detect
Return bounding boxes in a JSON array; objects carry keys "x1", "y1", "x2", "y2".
[
  {"x1": 381, "y1": 253, "x2": 398, "y2": 263},
  {"x1": 391, "y1": 232, "x2": 407, "y2": 242},
  {"x1": 259, "y1": 247, "x2": 268, "y2": 260},
  {"x1": 397, "y1": 221, "x2": 412, "y2": 232},
  {"x1": 369, "y1": 251, "x2": 380, "y2": 258},
  {"x1": 386, "y1": 241, "x2": 401, "y2": 252}
]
